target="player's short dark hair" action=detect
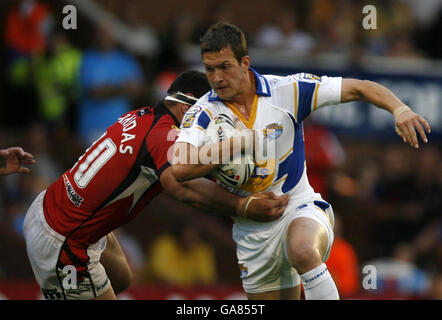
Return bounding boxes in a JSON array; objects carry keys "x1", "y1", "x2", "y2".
[
  {"x1": 200, "y1": 22, "x2": 248, "y2": 63},
  {"x1": 167, "y1": 70, "x2": 211, "y2": 99}
]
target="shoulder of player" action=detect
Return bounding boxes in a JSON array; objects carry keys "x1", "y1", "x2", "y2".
[
  {"x1": 145, "y1": 119, "x2": 178, "y2": 150},
  {"x1": 262, "y1": 73, "x2": 327, "y2": 100},
  {"x1": 186, "y1": 92, "x2": 221, "y2": 118},
  {"x1": 264, "y1": 72, "x2": 323, "y2": 88},
  {"x1": 149, "y1": 112, "x2": 177, "y2": 133}
]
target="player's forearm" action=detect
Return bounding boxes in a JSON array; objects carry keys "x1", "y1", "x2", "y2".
[
  {"x1": 180, "y1": 178, "x2": 242, "y2": 216},
  {"x1": 172, "y1": 138, "x2": 246, "y2": 182},
  {"x1": 343, "y1": 79, "x2": 405, "y2": 114},
  {"x1": 172, "y1": 163, "x2": 218, "y2": 182},
  {"x1": 341, "y1": 78, "x2": 431, "y2": 148}
]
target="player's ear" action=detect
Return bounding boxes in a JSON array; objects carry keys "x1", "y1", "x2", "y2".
[
  {"x1": 180, "y1": 103, "x2": 190, "y2": 115},
  {"x1": 180, "y1": 93, "x2": 195, "y2": 114},
  {"x1": 241, "y1": 56, "x2": 250, "y2": 69},
  {"x1": 241, "y1": 56, "x2": 250, "y2": 70}
]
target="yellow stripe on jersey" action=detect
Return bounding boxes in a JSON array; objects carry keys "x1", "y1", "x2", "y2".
[
  {"x1": 225, "y1": 95, "x2": 258, "y2": 129},
  {"x1": 196, "y1": 125, "x2": 205, "y2": 131},
  {"x1": 313, "y1": 82, "x2": 320, "y2": 111},
  {"x1": 239, "y1": 158, "x2": 276, "y2": 193},
  {"x1": 279, "y1": 147, "x2": 293, "y2": 162},
  {"x1": 205, "y1": 108, "x2": 214, "y2": 119},
  {"x1": 293, "y1": 82, "x2": 298, "y2": 122}
]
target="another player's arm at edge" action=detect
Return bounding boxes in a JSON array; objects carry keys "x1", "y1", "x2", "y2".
[
  {"x1": 161, "y1": 166, "x2": 287, "y2": 222},
  {"x1": 341, "y1": 79, "x2": 431, "y2": 148}
]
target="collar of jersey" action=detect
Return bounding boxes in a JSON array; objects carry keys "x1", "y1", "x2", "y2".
[{"x1": 208, "y1": 67, "x2": 271, "y2": 102}]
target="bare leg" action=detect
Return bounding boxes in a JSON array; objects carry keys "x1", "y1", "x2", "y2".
[
  {"x1": 286, "y1": 217, "x2": 328, "y2": 274},
  {"x1": 286, "y1": 217, "x2": 339, "y2": 299},
  {"x1": 100, "y1": 232, "x2": 132, "y2": 295}
]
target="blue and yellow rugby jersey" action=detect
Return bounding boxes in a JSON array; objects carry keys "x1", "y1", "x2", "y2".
[{"x1": 176, "y1": 68, "x2": 342, "y2": 198}]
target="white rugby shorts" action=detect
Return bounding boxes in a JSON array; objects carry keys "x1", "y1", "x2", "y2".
[
  {"x1": 23, "y1": 190, "x2": 111, "y2": 300},
  {"x1": 233, "y1": 193, "x2": 335, "y2": 294}
]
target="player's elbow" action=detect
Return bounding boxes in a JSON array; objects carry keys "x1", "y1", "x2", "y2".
[
  {"x1": 171, "y1": 164, "x2": 191, "y2": 182},
  {"x1": 341, "y1": 79, "x2": 370, "y2": 102}
]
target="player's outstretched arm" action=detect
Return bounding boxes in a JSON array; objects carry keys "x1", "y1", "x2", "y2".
[
  {"x1": 341, "y1": 79, "x2": 431, "y2": 148},
  {"x1": 160, "y1": 166, "x2": 288, "y2": 222},
  {"x1": 0, "y1": 147, "x2": 36, "y2": 175}
]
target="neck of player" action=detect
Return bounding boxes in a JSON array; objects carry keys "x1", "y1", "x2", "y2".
[{"x1": 229, "y1": 70, "x2": 257, "y2": 116}]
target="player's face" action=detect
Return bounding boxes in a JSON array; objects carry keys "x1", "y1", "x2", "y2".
[{"x1": 202, "y1": 46, "x2": 249, "y2": 101}]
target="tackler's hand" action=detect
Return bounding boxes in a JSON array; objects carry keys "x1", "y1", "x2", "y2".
[
  {"x1": 236, "y1": 192, "x2": 289, "y2": 222},
  {"x1": 0, "y1": 147, "x2": 36, "y2": 176}
]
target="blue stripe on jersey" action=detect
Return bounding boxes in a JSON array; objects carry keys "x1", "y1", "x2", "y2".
[
  {"x1": 197, "y1": 111, "x2": 211, "y2": 129},
  {"x1": 276, "y1": 115, "x2": 306, "y2": 193},
  {"x1": 297, "y1": 81, "x2": 316, "y2": 122}
]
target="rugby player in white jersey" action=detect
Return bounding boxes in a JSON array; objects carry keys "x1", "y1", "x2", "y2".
[
  {"x1": 172, "y1": 23, "x2": 431, "y2": 300},
  {"x1": 22, "y1": 70, "x2": 288, "y2": 300}
]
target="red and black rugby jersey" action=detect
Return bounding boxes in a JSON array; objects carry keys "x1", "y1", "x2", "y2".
[{"x1": 43, "y1": 103, "x2": 179, "y2": 245}]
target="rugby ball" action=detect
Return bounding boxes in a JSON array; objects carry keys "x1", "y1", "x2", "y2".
[{"x1": 204, "y1": 114, "x2": 255, "y2": 188}]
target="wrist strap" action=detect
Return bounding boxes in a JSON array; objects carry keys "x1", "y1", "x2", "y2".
[
  {"x1": 242, "y1": 196, "x2": 259, "y2": 217},
  {"x1": 393, "y1": 105, "x2": 411, "y2": 118}
]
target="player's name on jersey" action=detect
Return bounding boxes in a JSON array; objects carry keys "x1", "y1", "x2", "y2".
[{"x1": 118, "y1": 113, "x2": 138, "y2": 154}]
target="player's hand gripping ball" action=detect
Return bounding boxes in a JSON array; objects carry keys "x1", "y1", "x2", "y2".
[{"x1": 204, "y1": 114, "x2": 255, "y2": 188}]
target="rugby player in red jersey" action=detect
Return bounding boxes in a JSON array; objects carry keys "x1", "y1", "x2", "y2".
[{"x1": 23, "y1": 70, "x2": 288, "y2": 300}]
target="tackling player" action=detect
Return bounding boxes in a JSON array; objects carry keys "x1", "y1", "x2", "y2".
[
  {"x1": 23, "y1": 70, "x2": 289, "y2": 300},
  {"x1": 172, "y1": 23, "x2": 431, "y2": 300}
]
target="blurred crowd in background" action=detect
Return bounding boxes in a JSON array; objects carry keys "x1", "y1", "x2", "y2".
[{"x1": 0, "y1": 0, "x2": 441, "y2": 299}]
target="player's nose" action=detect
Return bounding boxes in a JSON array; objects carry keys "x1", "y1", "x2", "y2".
[{"x1": 212, "y1": 69, "x2": 224, "y2": 83}]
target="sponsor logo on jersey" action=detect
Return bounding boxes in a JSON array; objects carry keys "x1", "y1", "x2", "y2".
[
  {"x1": 295, "y1": 72, "x2": 321, "y2": 82},
  {"x1": 214, "y1": 114, "x2": 235, "y2": 127},
  {"x1": 63, "y1": 174, "x2": 83, "y2": 207},
  {"x1": 182, "y1": 106, "x2": 202, "y2": 128},
  {"x1": 263, "y1": 123, "x2": 283, "y2": 140}
]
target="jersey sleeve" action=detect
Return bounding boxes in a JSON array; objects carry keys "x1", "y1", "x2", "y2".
[
  {"x1": 175, "y1": 104, "x2": 211, "y2": 147},
  {"x1": 147, "y1": 125, "x2": 179, "y2": 175},
  {"x1": 272, "y1": 73, "x2": 342, "y2": 123},
  {"x1": 294, "y1": 73, "x2": 342, "y2": 122}
]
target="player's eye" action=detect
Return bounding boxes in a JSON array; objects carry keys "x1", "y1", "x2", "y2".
[{"x1": 205, "y1": 66, "x2": 214, "y2": 73}]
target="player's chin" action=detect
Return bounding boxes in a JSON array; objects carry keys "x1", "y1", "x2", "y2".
[{"x1": 215, "y1": 88, "x2": 232, "y2": 100}]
